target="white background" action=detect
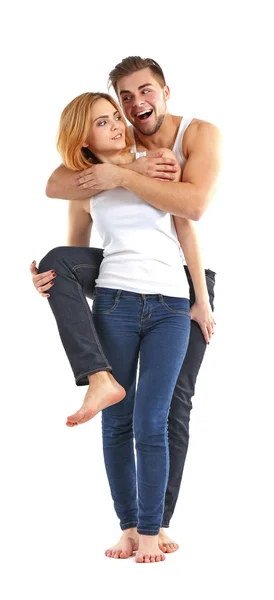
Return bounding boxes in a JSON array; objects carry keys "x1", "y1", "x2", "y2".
[{"x1": 1, "y1": 1, "x2": 273, "y2": 598}]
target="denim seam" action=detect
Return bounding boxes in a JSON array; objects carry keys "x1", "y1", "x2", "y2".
[
  {"x1": 75, "y1": 367, "x2": 111, "y2": 383},
  {"x1": 93, "y1": 289, "x2": 121, "y2": 314},
  {"x1": 160, "y1": 302, "x2": 190, "y2": 316},
  {"x1": 77, "y1": 283, "x2": 112, "y2": 368},
  {"x1": 72, "y1": 264, "x2": 99, "y2": 271}
]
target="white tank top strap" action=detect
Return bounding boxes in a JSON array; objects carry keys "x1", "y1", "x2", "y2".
[
  {"x1": 135, "y1": 151, "x2": 147, "y2": 158},
  {"x1": 172, "y1": 117, "x2": 194, "y2": 169}
]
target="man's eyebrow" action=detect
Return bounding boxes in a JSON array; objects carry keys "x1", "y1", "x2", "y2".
[
  {"x1": 94, "y1": 110, "x2": 119, "y2": 122},
  {"x1": 120, "y1": 83, "x2": 153, "y2": 95}
]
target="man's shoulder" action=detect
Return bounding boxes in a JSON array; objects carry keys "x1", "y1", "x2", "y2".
[
  {"x1": 186, "y1": 118, "x2": 219, "y2": 135},
  {"x1": 183, "y1": 118, "x2": 222, "y2": 155}
]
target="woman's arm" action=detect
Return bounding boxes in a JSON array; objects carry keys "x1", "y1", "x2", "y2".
[
  {"x1": 67, "y1": 199, "x2": 92, "y2": 246},
  {"x1": 174, "y1": 216, "x2": 215, "y2": 343},
  {"x1": 30, "y1": 200, "x2": 92, "y2": 296}
]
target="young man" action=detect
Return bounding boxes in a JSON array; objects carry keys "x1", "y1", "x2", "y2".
[{"x1": 36, "y1": 56, "x2": 222, "y2": 555}]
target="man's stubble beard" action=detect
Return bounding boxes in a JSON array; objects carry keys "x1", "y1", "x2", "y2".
[{"x1": 134, "y1": 112, "x2": 165, "y2": 136}]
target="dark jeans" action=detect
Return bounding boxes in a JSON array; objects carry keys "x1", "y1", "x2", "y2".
[
  {"x1": 93, "y1": 288, "x2": 190, "y2": 535},
  {"x1": 162, "y1": 266, "x2": 215, "y2": 527},
  {"x1": 39, "y1": 246, "x2": 215, "y2": 527}
]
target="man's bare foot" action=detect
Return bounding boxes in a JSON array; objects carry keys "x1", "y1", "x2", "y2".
[
  {"x1": 158, "y1": 528, "x2": 179, "y2": 553},
  {"x1": 135, "y1": 534, "x2": 165, "y2": 563},
  {"x1": 105, "y1": 528, "x2": 139, "y2": 559},
  {"x1": 66, "y1": 371, "x2": 126, "y2": 427}
]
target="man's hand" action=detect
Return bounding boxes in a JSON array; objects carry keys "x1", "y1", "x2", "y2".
[
  {"x1": 128, "y1": 151, "x2": 178, "y2": 180},
  {"x1": 190, "y1": 300, "x2": 216, "y2": 344},
  {"x1": 30, "y1": 260, "x2": 55, "y2": 298},
  {"x1": 76, "y1": 163, "x2": 123, "y2": 191}
]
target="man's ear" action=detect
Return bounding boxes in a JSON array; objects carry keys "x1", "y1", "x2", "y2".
[{"x1": 164, "y1": 85, "x2": 170, "y2": 101}]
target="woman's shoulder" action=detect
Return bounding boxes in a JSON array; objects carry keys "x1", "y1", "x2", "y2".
[{"x1": 146, "y1": 147, "x2": 177, "y2": 160}]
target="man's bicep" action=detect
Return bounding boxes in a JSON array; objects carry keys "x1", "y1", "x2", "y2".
[{"x1": 182, "y1": 124, "x2": 223, "y2": 201}]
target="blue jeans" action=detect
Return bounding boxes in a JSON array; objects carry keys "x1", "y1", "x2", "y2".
[
  {"x1": 92, "y1": 287, "x2": 190, "y2": 535},
  {"x1": 38, "y1": 246, "x2": 216, "y2": 528}
]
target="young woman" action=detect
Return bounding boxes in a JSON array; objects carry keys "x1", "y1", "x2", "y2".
[{"x1": 31, "y1": 92, "x2": 214, "y2": 563}]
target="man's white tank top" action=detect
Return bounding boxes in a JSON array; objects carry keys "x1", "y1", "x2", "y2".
[
  {"x1": 131, "y1": 119, "x2": 217, "y2": 271},
  {"x1": 90, "y1": 162, "x2": 189, "y2": 298}
]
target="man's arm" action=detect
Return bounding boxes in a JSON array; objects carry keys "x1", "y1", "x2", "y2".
[
  {"x1": 46, "y1": 152, "x2": 178, "y2": 200},
  {"x1": 46, "y1": 164, "x2": 101, "y2": 201},
  {"x1": 119, "y1": 122, "x2": 222, "y2": 220}
]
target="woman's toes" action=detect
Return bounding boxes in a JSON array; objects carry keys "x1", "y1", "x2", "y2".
[{"x1": 144, "y1": 554, "x2": 150, "y2": 563}]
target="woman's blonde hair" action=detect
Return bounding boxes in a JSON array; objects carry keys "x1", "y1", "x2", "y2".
[{"x1": 57, "y1": 92, "x2": 133, "y2": 171}]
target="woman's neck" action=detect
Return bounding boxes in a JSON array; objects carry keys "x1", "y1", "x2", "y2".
[{"x1": 92, "y1": 148, "x2": 134, "y2": 166}]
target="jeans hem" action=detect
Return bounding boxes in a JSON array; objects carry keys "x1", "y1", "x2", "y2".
[
  {"x1": 137, "y1": 528, "x2": 160, "y2": 536},
  {"x1": 75, "y1": 366, "x2": 112, "y2": 386},
  {"x1": 121, "y1": 522, "x2": 138, "y2": 530},
  {"x1": 161, "y1": 523, "x2": 169, "y2": 528}
]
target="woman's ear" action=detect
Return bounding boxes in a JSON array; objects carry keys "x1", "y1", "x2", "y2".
[{"x1": 82, "y1": 141, "x2": 89, "y2": 148}]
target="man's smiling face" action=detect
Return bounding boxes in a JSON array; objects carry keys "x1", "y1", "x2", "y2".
[{"x1": 117, "y1": 67, "x2": 170, "y2": 136}]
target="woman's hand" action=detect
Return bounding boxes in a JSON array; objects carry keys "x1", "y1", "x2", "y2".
[
  {"x1": 190, "y1": 301, "x2": 216, "y2": 344},
  {"x1": 30, "y1": 260, "x2": 55, "y2": 298}
]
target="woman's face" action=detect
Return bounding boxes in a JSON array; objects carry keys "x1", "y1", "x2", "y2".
[{"x1": 83, "y1": 98, "x2": 126, "y2": 158}]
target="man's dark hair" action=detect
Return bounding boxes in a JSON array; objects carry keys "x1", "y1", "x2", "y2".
[{"x1": 108, "y1": 56, "x2": 166, "y2": 95}]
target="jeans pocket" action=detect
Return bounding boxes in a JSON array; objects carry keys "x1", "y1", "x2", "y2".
[
  {"x1": 92, "y1": 289, "x2": 121, "y2": 314},
  {"x1": 159, "y1": 295, "x2": 190, "y2": 315}
]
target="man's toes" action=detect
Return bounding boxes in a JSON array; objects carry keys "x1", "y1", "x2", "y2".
[
  {"x1": 158, "y1": 543, "x2": 165, "y2": 552},
  {"x1": 160, "y1": 553, "x2": 165, "y2": 561},
  {"x1": 105, "y1": 549, "x2": 113, "y2": 557},
  {"x1": 172, "y1": 543, "x2": 179, "y2": 551},
  {"x1": 168, "y1": 543, "x2": 179, "y2": 552},
  {"x1": 113, "y1": 549, "x2": 122, "y2": 559},
  {"x1": 120, "y1": 551, "x2": 130, "y2": 558},
  {"x1": 150, "y1": 555, "x2": 155, "y2": 563}
]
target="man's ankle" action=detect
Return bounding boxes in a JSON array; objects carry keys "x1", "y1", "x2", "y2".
[{"x1": 88, "y1": 370, "x2": 111, "y2": 384}]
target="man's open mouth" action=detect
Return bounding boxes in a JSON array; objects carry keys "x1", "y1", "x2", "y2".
[{"x1": 136, "y1": 110, "x2": 153, "y2": 121}]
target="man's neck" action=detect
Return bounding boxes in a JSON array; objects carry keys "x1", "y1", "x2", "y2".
[{"x1": 133, "y1": 113, "x2": 182, "y2": 152}]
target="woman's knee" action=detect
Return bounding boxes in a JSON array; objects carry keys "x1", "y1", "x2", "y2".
[{"x1": 134, "y1": 414, "x2": 167, "y2": 443}]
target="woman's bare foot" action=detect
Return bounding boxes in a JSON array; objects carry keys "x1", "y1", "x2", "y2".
[
  {"x1": 105, "y1": 528, "x2": 139, "y2": 559},
  {"x1": 66, "y1": 371, "x2": 126, "y2": 427},
  {"x1": 158, "y1": 528, "x2": 179, "y2": 553},
  {"x1": 135, "y1": 534, "x2": 165, "y2": 563}
]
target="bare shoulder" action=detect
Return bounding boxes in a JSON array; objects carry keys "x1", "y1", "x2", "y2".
[
  {"x1": 156, "y1": 147, "x2": 178, "y2": 161},
  {"x1": 183, "y1": 119, "x2": 223, "y2": 157}
]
